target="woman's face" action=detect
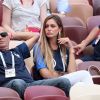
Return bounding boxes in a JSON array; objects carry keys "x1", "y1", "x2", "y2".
[{"x1": 45, "y1": 19, "x2": 61, "y2": 38}]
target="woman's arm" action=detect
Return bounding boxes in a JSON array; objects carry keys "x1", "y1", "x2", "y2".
[
  {"x1": 12, "y1": 31, "x2": 39, "y2": 41},
  {"x1": 58, "y1": 37, "x2": 77, "y2": 73},
  {"x1": 24, "y1": 34, "x2": 39, "y2": 50},
  {"x1": 2, "y1": 5, "x2": 40, "y2": 41},
  {"x1": 82, "y1": 26, "x2": 100, "y2": 46},
  {"x1": 40, "y1": 3, "x2": 47, "y2": 24},
  {"x1": 74, "y1": 26, "x2": 100, "y2": 55},
  {"x1": 2, "y1": 5, "x2": 16, "y2": 34},
  {"x1": 39, "y1": 68, "x2": 59, "y2": 79},
  {"x1": 67, "y1": 47, "x2": 76, "y2": 73}
]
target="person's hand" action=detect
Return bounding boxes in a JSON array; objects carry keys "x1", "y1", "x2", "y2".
[
  {"x1": 58, "y1": 37, "x2": 72, "y2": 47},
  {"x1": 58, "y1": 37, "x2": 75, "y2": 54},
  {"x1": 74, "y1": 41, "x2": 87, "y2": 55}
]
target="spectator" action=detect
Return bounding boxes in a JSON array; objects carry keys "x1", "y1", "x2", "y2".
[
  {"x1": 74, "y1": 26, "x2": 100, "y2": 61},
  {"x1": 0, "y1": 26, "x2": 71, "y2": 99},
  {"x1": 33, "y1": 15, "x2": 93, "y2": 85},
  {"x1": 2, "y1": 0, "x2": 48, "y2": 36}
]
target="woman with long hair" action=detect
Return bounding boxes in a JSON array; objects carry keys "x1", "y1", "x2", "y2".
[{"x1": 33, "y1": 15, "x2": 93, "y2": 86}]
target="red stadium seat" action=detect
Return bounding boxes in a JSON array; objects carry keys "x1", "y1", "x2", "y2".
[
  {"x1": 32, "y1": 95, "x2": 69, "y2": 100},
  {"x1": 0, "y1": 87, "x2": 21, "y2": 100},
  {"x1": 87, "y1": 16, "x2": 100, "y2": 33},
  {"x1": 24, "y1": 86, "x2": 66, "y2": 100},
  {"x1": 64, "y1": 26, "x2": 88, "y2": 43}
]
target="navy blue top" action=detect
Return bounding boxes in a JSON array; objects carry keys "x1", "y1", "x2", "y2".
[
  {"x1": 33, "y1": 43, "x2": 69, "y2": 80},
  {"x1": 0, "y1": 43, "x2": 34, "y2": 86}
]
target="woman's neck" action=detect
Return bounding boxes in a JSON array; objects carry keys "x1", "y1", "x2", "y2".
[
  {"x1": 49, "y1": 38, "x2": 58, "y2": 50},
  {"x1": 20, "y1": 0, "x2": 34, "y2": 6}
]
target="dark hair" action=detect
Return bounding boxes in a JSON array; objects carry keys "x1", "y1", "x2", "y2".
[{"x1": 42, "y1": 15, "x2": 64, "y2": 37}]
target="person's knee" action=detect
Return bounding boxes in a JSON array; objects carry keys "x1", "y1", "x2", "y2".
[
  {"x1": 56, "y1": 78, "x2": 71, "y2": 97},
  {"x1": 80, "y1": 70, "x2": 91, "y2": 76},
  {"x1": 10, "y1": 79, "x2": 27, "y2": 99},
  {"x1": 11, "y1": 79, "x2": 27, "y2": 88}
]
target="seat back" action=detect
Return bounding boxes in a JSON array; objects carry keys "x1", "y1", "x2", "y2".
[
  {"x1": 60, "y1": 16, "x2": 86, "y2": 27},
  {"x1": 24, "y1": 86, "x2": 66, "y2": 100},
  {"x1": 78, "y1": 61, "x2": 100, "y2": 70},
  {"x1": 0, "y1": 87, "x2": 21, "y2": 99},
  {"x1": 77, "y1": 61, "x2": 100, "y2": 71},
  {"x1": 87, "y1": 16, "x2": 100, "y2": 33},
  {"x1": 92, "y1": 0, "x2": 100, "y2": 15},
  {"x1": 32, "y1": 95, "x2": 68, "y2": 100},
  {"x1": 0, "y1": 97, "x2": 21, "y2": 100},
  {"x1": 95, "y1": 7, "x2": 100, "y2": 15},
  {"x1": 77, "y1": 61, "x2": 100, "y2": 84},
  {"x1": 64, "y1": 26, "x2": 88, "y2": 43},
  {"x1": 67, "y1": 4, "x2": 93, "y2": 23}
]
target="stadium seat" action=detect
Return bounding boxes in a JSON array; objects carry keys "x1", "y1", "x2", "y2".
[
  {"x1": 0, "y1": 87, "x2": 21, "y2": 100},
  {"x1": 77, "y1": 61, "x2": 100, "y2": 84},
  {"x1": 24, "y1": 86, "x2": 66, "y2": 100},
  {"x1": 87, "y1": 16, "x2": 100, "y2": 33},
  {"x1": 32, "y1": 95, "x2": 69, "y2": 100},
  {"x1": 60, "y1": 16, "x2": 86, "y2": 27},
  {"x1": 77, "y1": 61, "x2": 100, "y2": 72},
  {"x1": 64, "y1": 26, "x2": 88, "y2": 43},
  {"x1": 0, "y1": 97, "x2": 21, "y2": 100},
  {"x1": 92, "y1": 0, "x2": 100, "y2": 15},
  {"x1": 67, "y1": 4, "x2": 93, "y2": 23}
]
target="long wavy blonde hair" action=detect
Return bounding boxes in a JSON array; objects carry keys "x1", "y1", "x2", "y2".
[{"x1": 39, "y1": 15, "x2": 67, "y2": 72}]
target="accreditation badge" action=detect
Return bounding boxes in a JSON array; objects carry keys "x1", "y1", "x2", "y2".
[{"x1": 5, "y1": 68, "x2": 16, "y2": 78}]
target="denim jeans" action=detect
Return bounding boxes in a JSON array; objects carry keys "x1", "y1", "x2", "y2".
[{"x1": 3, "y1": 78, "x2": 71, "y2": 99}]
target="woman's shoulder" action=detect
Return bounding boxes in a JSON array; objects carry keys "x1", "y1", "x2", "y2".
[
  {"x1": 3, "y1": 0, "x2": 19, "y2": 4},
  {"x1": 3, "y1": 0, "x2": 20, "y2": 8},
  {"x1": 33, "y1": 42, "x2": 41, "y2": 52}
]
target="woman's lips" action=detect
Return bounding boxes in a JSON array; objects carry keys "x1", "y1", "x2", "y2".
[{"x1": 47, "y1": 31, "x2": 53, "y2": 35}]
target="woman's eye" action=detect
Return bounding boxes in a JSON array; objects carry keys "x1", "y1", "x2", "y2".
[
  {"x1": 45, "y1": 25, "x2": 49, "y2": 28},
  {"x1": 51, "y1": 25, "x2": 56, "y2": 28},
  {"x1": 45, "y1": 24, "x2": 56, "y2": 28}
]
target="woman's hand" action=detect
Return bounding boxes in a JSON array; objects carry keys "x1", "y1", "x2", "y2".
[
  {"x1": 58, "y1": 37, "x2": 75, "y2": 53},
  {"x1": 58, "y1": 37, "x2": 72, "y2": 47}
]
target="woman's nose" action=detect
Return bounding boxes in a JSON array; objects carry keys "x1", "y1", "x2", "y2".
[{"x1": 48, "y1": 26, "x2": 52, "y2": 30}]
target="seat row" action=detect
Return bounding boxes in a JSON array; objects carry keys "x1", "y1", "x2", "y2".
[
  {"x1": 59, "y1": 15, "x2": 100, "y2": 44},
  {"x1": 0, "y1": 86, "x2": 69, "y2": 100}
]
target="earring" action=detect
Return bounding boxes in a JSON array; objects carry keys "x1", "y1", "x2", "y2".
[{"x1": 59, "y1": 31, "x2": 61, "y2": 35}]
